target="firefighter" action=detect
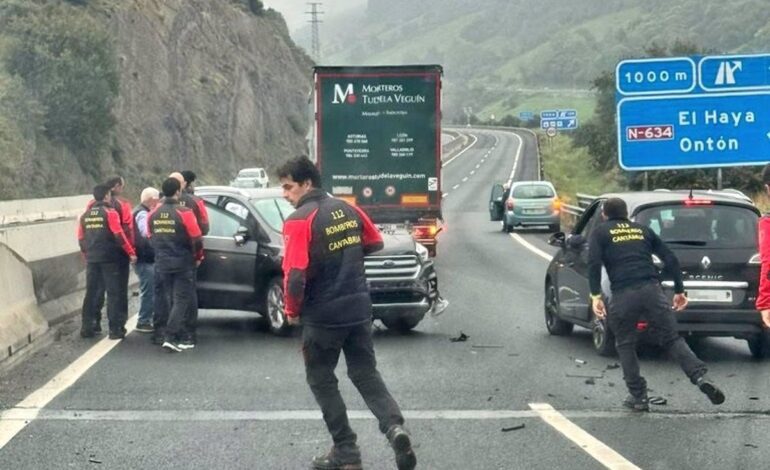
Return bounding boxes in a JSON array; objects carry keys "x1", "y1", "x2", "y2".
[
  {"x1": 148, "y1": 178, "x2": 204, "y2": 352},
  {"x1": 78, "y1": 184, "x2": 137, "y2": 339},
  {"x1": 278, "y1": 156, "x2": 416, "y2": 470},
  {"x1": 588, "y1": 197, "x2": 725, "y2": 411}
]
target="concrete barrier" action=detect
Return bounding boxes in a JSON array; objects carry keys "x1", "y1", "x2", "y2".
[
  {"x1": 0, "y1": 244, "x2": 48, "y2": 363},
  {"x1": 0, "y1": 195, "x2": 91, "y2": 226}
]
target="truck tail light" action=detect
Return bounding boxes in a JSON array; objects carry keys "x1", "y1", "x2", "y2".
[
  {"x1": 413, "y1": 224, "x2": 438, "y2": 239},
  {"x1": 505, "y1": 199, "x2": 514, "y2": 210}
]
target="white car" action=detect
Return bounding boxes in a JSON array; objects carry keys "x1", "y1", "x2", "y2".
[{"x1": 231, "y1": 167, "x2": 269, "y2": 188}]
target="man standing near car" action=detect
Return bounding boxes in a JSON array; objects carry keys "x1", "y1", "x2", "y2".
[
  {"x1": 278, "y1": 156, "x2": 416, "y2": 470},
  {"x1": 148, "y1": 178, "x2": 204, "y2": 352},
  {"x1": 78, "y1": 184, "x2": 137, "y2": 339},
  {"x1": 755, "y1": 165, "x2": 770, "y2": 330},
  {"x1": 133, "y1": 187, "x2": 160, "y2": 333},
  {"x1": 170, "y1": 171, "x2": 209, "y2": 348},
  {"x1": 588, "y1": 197, "x2": 725, "y2": 411}
]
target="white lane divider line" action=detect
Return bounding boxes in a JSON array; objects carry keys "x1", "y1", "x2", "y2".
[
  {"x1": 475, "y1": 164, "x2": 481, "y2": 169},
  {"x1": 0, "y1": 317, "x2": 137, "y2": 449},
  {"x1": 452, "y1": 184, "x2": 460, "y2": 190},
  {"x1": 510, "y1": 233, "x2": 553, "y2": 262},
  {"x1": 442, "y1": 193, "x2": 448, "y2": 198},
  {"x1": 470, "y1": 170, "x2": 475, "y2": 175},
  {"x1": 529, "y1": 403, "x2": 641, "y2": 470},
  {"x1": 442, "y1": 133, "x2": 479, "y2": 167},
  {"x1": 462, "y1": 177, "x2": 468, "y2": 182}
]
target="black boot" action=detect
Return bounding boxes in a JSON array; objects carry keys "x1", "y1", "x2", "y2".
[
  {"x1": 310, "y1": 446, "x2": 362, "y2": 470},
  {"x1": 622, "y1": 395, "x2": 650, "y2": 412},
  {"x1": 386, "y1": 425, "x2": 417, "y2": 470},
  {"x1": 696, "y1": 375, "x2": 725, "y2": 405}
]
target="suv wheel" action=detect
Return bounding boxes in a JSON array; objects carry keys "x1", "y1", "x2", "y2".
[
  {"x1": 545, "y1": 282, "x2": 573, "y2": 336},
  {"x1": 265, "y1": 276, "x2": 291, "y2": 336},
  {"x1": 747, "y1": 331, "x2": 770, "y2": 359},
  {"x1": 382, "y1": 316, "x2": 421, "y2": 333},
  {"x1": 592, "y1": 319, "x2": 616, "y2": 356}
]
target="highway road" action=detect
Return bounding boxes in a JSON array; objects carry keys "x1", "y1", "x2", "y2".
[{"x1": 1, "y1": 128, "x2": 769, "y2": 469}]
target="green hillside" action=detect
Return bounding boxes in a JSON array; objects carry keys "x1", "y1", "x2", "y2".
[{"x1": 319, "y1": 0, "x2": 770, "y2": 121}]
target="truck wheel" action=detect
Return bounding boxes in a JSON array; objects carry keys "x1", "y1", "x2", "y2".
[
  {"x1": 264, "y1": 276, "x2": 291, "y2": 336},
  {"x1": 747, "y1": 331, "x2": 770, "y2": 359},
  {"x1": 545, "y1": 282, "x2": 573, "y2": 336},
  {"x1": 382, "y1": 317, "x2": 421, "y2": 333},
  {"x1": 592, "y1": 319, "x2": 616, "y2": 357}
]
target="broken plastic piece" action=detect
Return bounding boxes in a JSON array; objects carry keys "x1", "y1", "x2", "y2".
[
  {"x1": 649, "y1": 396, "x2": 668, "y2": 405},
  {"x1": 450, "y1": 332, "x2": 469, "y2": 342},
  {"x1": 501, "y1": 424, "x2": 526, "y2": 432}
]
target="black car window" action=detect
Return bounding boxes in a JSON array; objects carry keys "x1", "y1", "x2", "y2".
[
  {"x1": 205, "y1": 203, "x2": 243, "y2": 238},
  {"x1": 635, "y1": 204, "x2": 758, "y2": 248},
  {"x1": 511, "y1": 184, "x2": 554, "y2": 199},
  {"x1": 575, "y1": 201, "x2": 603, "y2": 237},
  {"x1": 251, "y1": 197, "x2": 296, "y2": 232}
]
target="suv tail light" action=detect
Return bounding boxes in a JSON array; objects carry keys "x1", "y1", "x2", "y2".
[
  {"x1": 552, "y1": 197, "x2": 562, "y2": 212},
  {"x1": 505, "y1": 199, "x2": 514, "y2": 210},
  {"x1": 749, "y1": 253, "x2": 761, "y2": 265}
]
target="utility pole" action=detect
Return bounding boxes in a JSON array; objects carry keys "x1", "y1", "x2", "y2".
[{"x1": 306, "y1": 2, "x2": 324, "y2": 63}]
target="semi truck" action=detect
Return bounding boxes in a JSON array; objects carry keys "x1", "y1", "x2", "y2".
[{"x1": 308, "y1": 65, "x2": 444, "y2": 256}]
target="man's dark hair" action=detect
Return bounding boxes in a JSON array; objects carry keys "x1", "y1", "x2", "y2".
[
  {"x1": 181, "y1": 170, "x2": 196, "y2": 184},
  {"x1": 762, "y1": 164, "x2": 770, "y2": 185},
  {"x1": 602, "y1": 197, "x2": 628, "y2": 220},
  {"x1": 93, "y1": 184, "x2": 111, "y2": 201},
  {"x1": 105, "y1": 176, "x2": 123, "y2": 188},
  {"x1": 161, "y1": 178, "x2": 181, "y2": 198},
  {"x1": 277, "y1": 156, "x2": 321, "y2": 188}
]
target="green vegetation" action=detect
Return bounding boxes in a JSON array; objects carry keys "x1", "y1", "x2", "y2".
[
  {"x1": 0, "y1": 0, "x2": 118, "y2": 197},
  {"x1": 232, "y1": 0, "x2": 265, "y2": 16}
]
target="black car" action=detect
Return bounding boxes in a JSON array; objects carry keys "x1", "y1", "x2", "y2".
[
  {"x1": 544, "y1": 190, "x2": 769, "y2": 358},
  {"x1": 195, "y1": 186, "x2": 440, "y2": 334}
]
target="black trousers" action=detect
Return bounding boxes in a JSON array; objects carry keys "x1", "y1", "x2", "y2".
[
  {"x1": 183, "y1": 269, "x2": 199, "y2": 340},
  {"x1": 608, "y1": 282, "x2": 707, "y2": 398},
  {"x1": 93, "y1": 259, "x2": 129, "y2": 325},
  {"x1": 82, "y1": 262, "x2": 125, "y2": 334},
  {"x1": 302, "y1": 322, "x2": 404, "y2": 453},
  {"x1": 153, "y1": 269, "x2": 195, "y2": 342}
]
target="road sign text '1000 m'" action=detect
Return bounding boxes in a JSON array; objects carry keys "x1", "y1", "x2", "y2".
[
  {"x1": 616, "y1": 54, "x2": 770, "y2": 170},
  {"x1": 316, "y1": 70, "x2": 440, "y2": 209}
]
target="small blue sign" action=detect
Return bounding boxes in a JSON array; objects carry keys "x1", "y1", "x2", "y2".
[
  {"x1": 519, "y1": 111, "x2": 534, "y2": 121},
  {"x1": 699, "y1": 54, "x2": 770, "y2": 92},
  {"x1": 540, "y1": 110, "x2": 558, "y2": 119},
  {"x1": 616, "y1": 57, "x2": 697, "y2": 95},
  {"x1": 541, "y1": 118, "x2": 578, "y2": 130},
  {"x1": 617, "y1": 92, "x2": 770, "y2": 170}
]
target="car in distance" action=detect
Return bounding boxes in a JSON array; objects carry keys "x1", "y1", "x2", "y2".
[
  {"x1": 489, "y1": 180, "x2": 561, "y2": 232},
  {"x1": 230, "y1": 167, "x2": 269, "y2": 188},
  {"x1": 194, "y1": 186, "x2": 441, "y2": 334},
  {"x1": 543, "y1": 190, "x2": 768, "y2": 358}
]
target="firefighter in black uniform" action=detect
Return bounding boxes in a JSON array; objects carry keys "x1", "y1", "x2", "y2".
[
  {"x1": 278, "y1": 156, "x2": 416, "y2": 470},
  {"x1": 78, "y1": 184, "x2": 137, "y2": 339},
  {"x1": 588, "y1": 197, "x2": 725, "y2": 411},
  {"x1": 148, "y1": 178, "x2": 204, "y2": 352}
]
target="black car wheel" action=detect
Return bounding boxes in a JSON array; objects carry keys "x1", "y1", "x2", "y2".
[
  {"x1": 382, "y1": 316, "x2": 421, "y2": 333},
  {"x1": 592, "y1": 319, "x2": 616, "y2": 356},
  {"x1": 545, "y1": 282, "x2": 573, "y2": 336},
  {"x1": 265, "y1": 276, "x2": 291, "y2": 336},
  {"x1": 747, "y1": 331, "x2": 770, "y2": 359}
]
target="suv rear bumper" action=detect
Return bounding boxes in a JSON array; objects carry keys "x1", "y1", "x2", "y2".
[{"x1": 671, "y1": 309, "x2": 763, "y2": 338}]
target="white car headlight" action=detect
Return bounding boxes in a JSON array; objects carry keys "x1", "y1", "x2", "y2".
[{"x1": 415, "y1": 243, "x2": 429, "y2": 262}]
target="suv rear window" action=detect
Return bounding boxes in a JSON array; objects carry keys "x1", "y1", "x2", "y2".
[
  {"x1": 511, "y1": 185, "x2": 554, "y2": 199},
  {"x1": 635, "y1": 204, "x2": 758, "y2": 249}
]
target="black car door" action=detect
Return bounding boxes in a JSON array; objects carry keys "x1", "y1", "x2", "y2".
[
  {"x1": 197, "y1": 202, "x2": 259, "y2": 310},
  {"x1": 489, "y1": 184, "x2": 506, "y2": 221},
  {"x1": 558, "y1": 201, "x2": 603, "y2": 321}
]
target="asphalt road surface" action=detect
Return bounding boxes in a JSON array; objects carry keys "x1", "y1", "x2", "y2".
[{"x1": 1, "y1": 128, "x2": 769, "y2": 469}]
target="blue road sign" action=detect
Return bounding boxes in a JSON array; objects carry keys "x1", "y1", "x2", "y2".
[
  {"x1": 541, "y1": 118, "x2": 578, "y2": 130},
  {"x1": 699, "y1": 54, "x2": 770, "y2": 92},
  {"x1": 617, "y1": 91, "x2": 770, "y2": 170},
  {"x1": 519, "y1": 111, "x2": 534, "y2": 121},
  {"x1": 616, "y1": 57, "x2": 696, "y2": 96},
  {"x1": 540, "y1": 110, "x2": 558, "y2": 119}
]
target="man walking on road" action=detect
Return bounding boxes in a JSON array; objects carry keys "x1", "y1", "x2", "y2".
[
  {"x1": 588, "y1": 197, "x2": 725, "y2": 411},
  {"x1": 148, "y1": 178, "x2": 204, "y2": 352},
  {"x1": 279, "y1": 156, "x2": 416, "y2": 470},
  {"x1": 133, "y1": 187, "x2": 160, "y2": 333},
  {"x1": 78, "y1": 184, "x2": 137, "y2": 339}
]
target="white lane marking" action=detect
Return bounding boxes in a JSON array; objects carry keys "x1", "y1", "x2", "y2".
[
  {"x1": 470, "y1": 170, "x2": 475, "y2": 175},
  {"x1": 3, "y1": 407, "x2": 766, "y2": 422},
  {"x1": 530, "y1": 403, "x2": 641, "y2": 470},
  {"x1": 452, "y1": 184, "x2": 460, "y2": 190},
  {"x1": 510, "y1": 233, "x2": 552, "y2": 262},
  {"x1": 442, "y1": 133, "x2": 479, "y2": 167},
  {"x1": 475, "y1": 164, "x2": 481, "y2": 169},
  {"x1": 442, "y1": 193, "x2": 448, "y2": 198},
  {"x1": 507, "y1": 132, "x2": 524, "y2": 185},
  {"x1": 0, "y1": 317, "x2": 137, "y2": 449},
  {"x1": 462, "y1": 177, "x2": 468, "y2": 182}
]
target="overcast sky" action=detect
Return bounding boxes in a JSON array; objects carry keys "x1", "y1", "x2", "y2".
[{"x1": 264, "y1": 0, "x2": 365, "y2": 32}]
